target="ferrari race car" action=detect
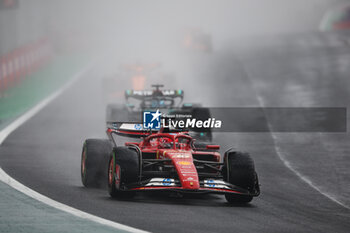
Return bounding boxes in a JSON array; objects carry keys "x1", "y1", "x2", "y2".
[
  {"x1": 81, "y1": 123, "x2": 260, "y2": 204},
  {"x1": 106, "y1": 84, "x2": 212, "y2": 141}
]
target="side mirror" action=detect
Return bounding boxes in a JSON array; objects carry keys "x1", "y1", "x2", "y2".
[{"x1": 206, "y1": 145, "x2": 220, "y2": 150}]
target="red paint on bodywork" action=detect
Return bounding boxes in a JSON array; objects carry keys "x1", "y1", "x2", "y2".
[
  {"x1": 161, "y1": 149, "x2": 199, "y2": 189},
  {"x1": 107, "y1": 127, "x2": 221, "y2": 191}
]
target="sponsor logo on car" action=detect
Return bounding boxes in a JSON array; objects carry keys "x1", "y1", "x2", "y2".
[
  {"x1": 162, "y1": 178, "x2": 172, "y2": 186},
  {"x1": 134, "y1": 124, "x2": 142, "y2": 130},
  {"x1": 206, "y1": 179, "x2": 215, "y2": 187},
  {"x1": 172, "y1": 153, "x2": 190, "y2": 158},
  {"x1": 177, "y1": 161, "x2": 191, "y2": 165}
]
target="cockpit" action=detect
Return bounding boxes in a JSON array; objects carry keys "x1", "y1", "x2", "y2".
[{"x1": 145, "y1": 134, "x2": 192, "y2": 150}]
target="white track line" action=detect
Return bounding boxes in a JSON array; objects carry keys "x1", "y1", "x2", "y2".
[
  {"x1": 255, "y1": 95, "x2": 350, "y2": 210},
  {"x1": 271, "y1": 135, "x2": 350, "y2": 210},
  {"x1": 0, "y1": 63, "x2": 149, "y2": 233},
  {"x1": 240, "y1": 62, "x2": 350, "y2": 209}
]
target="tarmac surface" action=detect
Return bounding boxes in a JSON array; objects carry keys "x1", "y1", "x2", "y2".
[{"x1": 0, "y1": 34, "x2": 349, "y2": 232}]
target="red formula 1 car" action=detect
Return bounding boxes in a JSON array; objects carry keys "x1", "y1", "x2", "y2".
[{"x1": 81, "y1": 123, "x2": 260, "y2": 203}]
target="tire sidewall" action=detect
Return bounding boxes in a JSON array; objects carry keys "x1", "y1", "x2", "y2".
[
  {"x1": 81, "y1": 139, "x2": 112, "y2": 188},
  {"x1": 223, "y1": 151, "x2": 257, "y2": 203},
  {"x1": 108, "y1": 146, "x2": 140, "y2": 198}
]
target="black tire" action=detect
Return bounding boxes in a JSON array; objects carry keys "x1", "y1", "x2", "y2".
[
  {"x1": 108, "y1": 146, "x2": 140, "y2": 199},
  {"x1": 223, "y1": 151, "x2": 257, "y2": 203},
  {"x1": 81, "y1": 139, "x2": 112, "y2": 188}
]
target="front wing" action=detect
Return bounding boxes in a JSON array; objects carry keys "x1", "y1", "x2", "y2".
[{"x1": 126, "y1": 178, "x2": 260, "y2": 196}]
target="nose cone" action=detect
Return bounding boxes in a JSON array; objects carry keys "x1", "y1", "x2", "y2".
[
  {"x1": 181, "y1": 176, "x2": 200, "y2": 189},
  {"x1": 173, "y1": 160, "x2": 200, "y2": 189}
]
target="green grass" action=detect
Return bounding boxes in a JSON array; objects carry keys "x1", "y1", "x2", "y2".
[{"x1": 0, "y1": 54, "x2": 89, "y2": 129}]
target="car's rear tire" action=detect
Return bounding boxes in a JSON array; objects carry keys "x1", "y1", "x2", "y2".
[
  {"x1": 108, "y1": 146, "x2": 140, "y2": 199},
  {"x1": 81, "y1": 139, "x2": 112, "y2": 188},
  {"x1": 223, "y1": 151, "x2": 257, "y2": 204}
]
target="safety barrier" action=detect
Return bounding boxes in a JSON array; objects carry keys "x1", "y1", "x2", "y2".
[{"x1": 0, "y1": 37, "x2": 52, "y2": 94}]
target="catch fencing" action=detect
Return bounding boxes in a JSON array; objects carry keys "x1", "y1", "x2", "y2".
[{"x1": 0, "y1": 37, "x2": 52, "y2": 94}]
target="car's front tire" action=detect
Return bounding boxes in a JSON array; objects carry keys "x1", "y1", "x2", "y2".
[
  {"x1": 223, "y1": 151, "x2": 258, "y2": 204},
  {"x1": 108, "y1": 146, "x2": 140, "y2": 199}
]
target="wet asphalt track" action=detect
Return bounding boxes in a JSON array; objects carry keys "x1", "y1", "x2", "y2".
[{"x1": 1, "y1": 36, "x2": 350, "y2": 233}]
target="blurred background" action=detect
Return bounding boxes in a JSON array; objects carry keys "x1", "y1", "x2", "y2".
[
  {"x1": 0, "y1": 1, "x2": 350, "y2": 232},
  {"x1": 0, "y1": 0, "x2": 344, "y2": 61}
]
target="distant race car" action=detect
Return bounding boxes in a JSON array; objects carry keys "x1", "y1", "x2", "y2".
[
  {"x1": 106, "y1": 84, "x2": 212, "y2": 141},
  {"x1": 102, "y1": 63, "x2": 164, "y2": 102},
  {"x1": 81, "y1": 123, "x2": 260, "y2": 204},
  {"x1": 320, "y1": 3, "x2": 350, "y2": 31},
  {"x1": 183, "y1": 28, "x2": 213, "y2": 53}
]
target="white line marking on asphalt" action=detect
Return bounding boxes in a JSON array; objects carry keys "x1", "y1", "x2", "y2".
[
  {"x1": 240, "y1": 65, "x2": 350, "y2": 210},
  {"x1": 0, "y1": 63, "x2": 150, "y2": 233},
  {"x1": 257, "y1": 93, "x2": 350, "y2": 210},
  {"x1": 0, "y1": 168, "x2": 148, "y2": 233},
  {"x1": 271, "y1": 134, "x2": 350, "y2": 210}
]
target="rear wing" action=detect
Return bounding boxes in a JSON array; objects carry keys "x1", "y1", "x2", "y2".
[
  {"x1": 124, "y1": 89, "x2": 184, "y2": 100},
  {"x1": 107, "y1": 122, "x2": 155, "y2": 138},
  {"x1": 106, "y1": 121, "x2": 188, "y2": 139}
]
